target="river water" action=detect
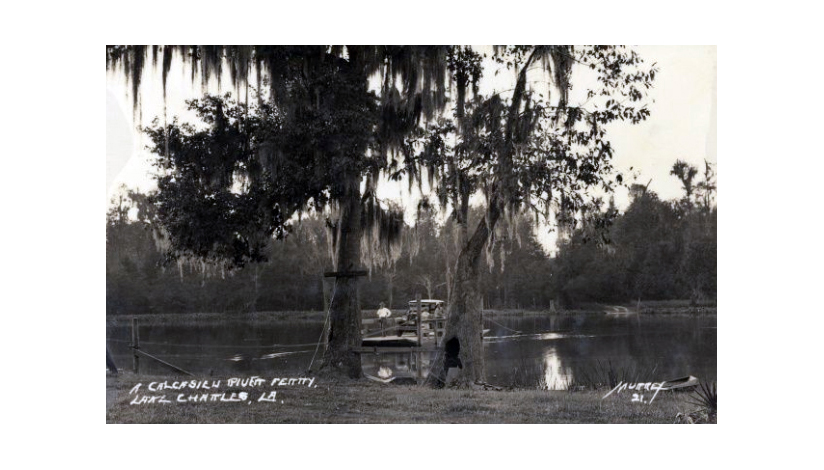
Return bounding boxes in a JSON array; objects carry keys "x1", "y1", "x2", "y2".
[{"x1": 107, "y1": 312, "x2": 716, "y2": 389}]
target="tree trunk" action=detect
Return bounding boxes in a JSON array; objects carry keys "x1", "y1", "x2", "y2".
[
  {"x1": 426, "y1": 203, "x2": 500, "y2": 387},
  {"x1": 319, "y1": 175, "x2": 364, "y2": 378},
  {"x1": 387, "y1": 271, "x2": 395, "y2": 309},
  {"x1": 250, "y1": 264, "x2": 259, "y2": 313},
  {"x1": 444, "y1": 254, "x2": 452, "y2": 304},
  {"x1": 422, "y1": 276, "x2": 434, "y2": 300}
]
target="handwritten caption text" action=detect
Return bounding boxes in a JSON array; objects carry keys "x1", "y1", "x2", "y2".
[{"x1": 127, "y1": 376, "x2": 316, "y2": 405}]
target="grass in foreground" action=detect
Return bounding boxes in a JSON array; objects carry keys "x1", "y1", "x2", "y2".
[{"x1": 106, "y1": 372, "x2": 713, "y2": 424}]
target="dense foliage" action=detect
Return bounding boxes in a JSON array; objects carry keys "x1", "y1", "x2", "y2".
[
  {"x1": 107, "y1": 160, "x2": 716, "y2": 315},
  {"x1": 552, "y1": 161, "x2": 717, "y2": 305}
]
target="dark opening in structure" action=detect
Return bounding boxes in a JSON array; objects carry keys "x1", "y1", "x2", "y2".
[{"x1": 444, "y1": 337, "x2": 463, "y2": 370}]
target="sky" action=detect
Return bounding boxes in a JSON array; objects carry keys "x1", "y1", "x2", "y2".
[{"x1": 106, "y1": 46, "x2": 717, "y2": 224}]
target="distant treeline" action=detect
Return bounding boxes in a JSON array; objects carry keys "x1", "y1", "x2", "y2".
[
  {"x1": 552, "y1": 188, "x2": 716, "y2": 306},
  {"x1": 107, "y1": 161, "x2": 716, "y2": 314},
  {"x1": 106, "y1": 202, "x2": 554, "y2": 313}
]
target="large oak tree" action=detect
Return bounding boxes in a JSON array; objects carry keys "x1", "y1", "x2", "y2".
[
  {"x1": 108, "y1": 46, "x2": 456, "y2": 378},
  {"x1": 397, "y1": 46, "x2": 656, "y2": 386}
]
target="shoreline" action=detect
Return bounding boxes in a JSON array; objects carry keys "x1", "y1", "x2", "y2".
[{"x1": 107, "y1": 303, "x2": 716, "y2": 327}]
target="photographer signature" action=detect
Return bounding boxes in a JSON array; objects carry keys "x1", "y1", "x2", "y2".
[{"x1": 602, "y1": 381, "x2": 665, "y2": 405}]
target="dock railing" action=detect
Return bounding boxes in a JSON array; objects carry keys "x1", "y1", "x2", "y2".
[{"x1": 361, "y1": 313, "x2": 446, "y2": 346}]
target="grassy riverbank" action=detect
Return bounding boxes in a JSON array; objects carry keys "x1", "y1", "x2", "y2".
[{"x1": 106, "y1": 372, "x2": 713, "y2": 424}]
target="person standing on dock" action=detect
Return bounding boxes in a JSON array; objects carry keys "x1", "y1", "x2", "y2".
[{"x1": 377, "y1": 302, "x2": 392, "y2": 333}]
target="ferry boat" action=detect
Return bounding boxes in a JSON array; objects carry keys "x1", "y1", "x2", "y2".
[
  {"x1": 361, "y1": 299, "x2": 447, "y2": 348},
  {"x1": 360, "y1": 299, "x2": 447, "y2": 383}
]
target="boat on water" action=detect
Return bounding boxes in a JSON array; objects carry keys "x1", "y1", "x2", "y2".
[
  {"x1": 660, "y1": 375, "x2": 700, "y2": 391},
  {"x1": 361, "y1": 299, "x2": 490, "y2": 347}
]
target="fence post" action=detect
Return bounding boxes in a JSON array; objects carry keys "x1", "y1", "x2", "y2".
[
  {"x1": 106, "y1": 346, "x2": 118, "y2": 374},
  {"x1": 416, "y1": 293, "x2": 422, "y2": 383},
  {"x1": 416, "y1": 293, "x2": 422, "y2": 346},
  {"x1": 131, "y1": 317, "x2": 140, "y2": 374}
]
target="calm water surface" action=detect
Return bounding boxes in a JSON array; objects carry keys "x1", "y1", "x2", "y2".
[{"x1": 107, "y1": 312, "x2": 716, "y2": 389}]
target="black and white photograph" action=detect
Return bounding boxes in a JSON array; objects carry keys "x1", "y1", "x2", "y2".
[
  {"x1": 104, "y1": 44, "x2": 717, "y2": 425},
  {"x1": 9, "y1": 0, "x2": 824, "y2": 466}
]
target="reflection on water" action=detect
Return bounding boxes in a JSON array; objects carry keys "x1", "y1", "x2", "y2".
[
  {"x1": 107, "y1": 312, "x2": 716, "y2": 389},
  {"x1": 486, "y1": 332, "x2": 595, "y2": 342},
  {"x1": 361, "y1": 349, "x2": 420, "y2": 381},
  {"x1": 485, "y1": 313, "x2": 716, "y2": 389},
  {"x1": 543, "y1": 348, "x2": 567, "y2": 390}
]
